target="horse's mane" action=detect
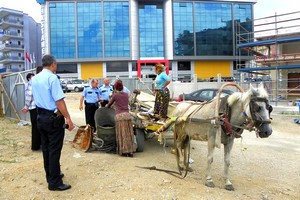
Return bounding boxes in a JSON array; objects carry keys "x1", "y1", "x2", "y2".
[{"x1": 227, "y1": 85, "x2": 269, "y2": 107}]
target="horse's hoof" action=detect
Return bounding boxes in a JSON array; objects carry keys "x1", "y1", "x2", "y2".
[
  {"x1": 205, "y1": 181, "x2": 215, "y2": 188},
  {"x1": 225, "y1": 184, "x2": 235, "y2": 191}
]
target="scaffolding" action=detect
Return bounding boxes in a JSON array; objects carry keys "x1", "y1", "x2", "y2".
[{"x1": 236, "y1": 11, "x2": 300, "y2": 103}]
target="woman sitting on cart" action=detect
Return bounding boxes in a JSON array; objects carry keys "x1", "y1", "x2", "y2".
[
  {"x1": 153, "y1": 63, "x2": 171, "y2": 120},
  {"x1": 105, "y1": 80, "x2": 135, "y2": 157}
]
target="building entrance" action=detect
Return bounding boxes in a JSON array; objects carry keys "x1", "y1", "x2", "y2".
[{"x1": 137, "y1": 60, "x2": 169, "y2": 78}]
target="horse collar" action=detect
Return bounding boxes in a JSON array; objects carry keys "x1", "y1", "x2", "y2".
[{"x1": 220, "y1": 113, "x2": 244, "y2": 138}]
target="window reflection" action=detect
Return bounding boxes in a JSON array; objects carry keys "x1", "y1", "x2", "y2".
[
  {"x1": 49, "y1": 2, "x2": 76, "y2": 59},
  {"x1": 195, "y1": 3, "x2": 233, "y2": 56},
  {"x1": 139, "y1": 4, "x2": 164, "y2": 57},
  {"x1": 77, "y1": 2, "x2": 102, "y2": 58},
  {"x1": 104, "y1": 2, "x2": 130, "y2": 57},
  {"x1": 234, "y1": 4, "x2": 253, "y2": 56},
  {"x1": 173, "y1": 2, "x2": 253, "y2": 57},
  {"x1": 173, "y1": 2, "x2": 194, "y2": 56}
]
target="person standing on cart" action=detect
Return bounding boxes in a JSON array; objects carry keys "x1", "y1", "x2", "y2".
[
  {"x1": 153, "y1": 64, "x2": 171, "y2": 120},
  {"x1": 99, "y1": 77, "x2": 114, "y2": 107},
  {"x1": 79, "y1": 79, "x2": 102, "y2": 132}
]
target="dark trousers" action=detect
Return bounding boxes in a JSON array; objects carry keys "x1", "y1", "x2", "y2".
[
  {"x1": 85, "y1": 103, "x2": 98, "y2": 131},
  {"x1": 29, "y1": 108, "x2": 41, "y2": 150},
  {"x1": 100, "y1": 100, "x2": 109, "y2": 108},
  {"x1": 37, "y1": 109, "x2": 65, "y2": 187}
]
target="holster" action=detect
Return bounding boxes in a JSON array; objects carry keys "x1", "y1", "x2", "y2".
[{"x1": 50, "y1": 110, "x2": 64, "y2": 128}]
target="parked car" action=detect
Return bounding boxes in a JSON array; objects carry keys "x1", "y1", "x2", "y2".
[
  {"x1": 67, "y1": 79, "x2": 89, "y2": 92},
  {"x1": 61, "y1": 80, "x2": 68, "y2": 93},
  {"x1": 178, "y1": 88, "x2": 233, "y2": 102}
]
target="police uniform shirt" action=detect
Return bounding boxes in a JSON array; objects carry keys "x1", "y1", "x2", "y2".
[
  {"x1": 82, "y1": 86, "x2": 101, "y2": 103},
  {"x1": 32, "y1": 69, "x2": 64, "y2": 111},
  {"x1": 99, "y1": 84, "x2": 113, "y2": 101}
]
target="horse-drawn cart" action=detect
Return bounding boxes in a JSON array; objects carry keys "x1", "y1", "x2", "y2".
[{"x1": 129, "y1": 90, "x2": 178, "y2": 151}]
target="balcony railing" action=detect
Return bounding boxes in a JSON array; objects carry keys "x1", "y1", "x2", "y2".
[
  {"x1": 0, "y1": 43, "x2": 24, "y2": 51},
  {"x1": 0, "y1": 56, "x2": 24, "y2": 62},
  {"x1": 0, "y1": 19, "x2": 24, "y2": 26},
  {"x1": 0, "y1": 31, "x2": 23, "y2": 38}
]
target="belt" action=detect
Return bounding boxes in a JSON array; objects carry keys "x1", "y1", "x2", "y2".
[
  {"x1": 37, "y1": 107, "x2": 55, "y2": 115},
  {"x1": 85, "y1": 102, "x2": 98, "y2": 105}
]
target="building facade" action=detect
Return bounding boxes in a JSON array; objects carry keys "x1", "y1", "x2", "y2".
[
  {"x1": 37, "y1": 0, "x2": 255, "y2": 80},
  {"x1": 0, "y1": 7, "x2": 42, "y2": 73}
]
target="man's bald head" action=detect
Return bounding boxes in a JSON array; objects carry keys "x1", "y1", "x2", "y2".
[{"x1": 103, "y1": 77, "x2": 110, "y2": 86}]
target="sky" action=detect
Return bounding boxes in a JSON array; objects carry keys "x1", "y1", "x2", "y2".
[{"x1": 0, "y1": 0, "x2": 299, "y2": 24}]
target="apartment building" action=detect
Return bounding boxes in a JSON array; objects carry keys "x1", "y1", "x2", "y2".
[{"x1": 0, "y1": 7, "x2": 42, "y2": 72}]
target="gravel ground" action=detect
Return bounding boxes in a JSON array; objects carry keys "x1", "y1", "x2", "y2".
[{"x1": 0, "y1": 92, "x2": 299, "y2": 200}]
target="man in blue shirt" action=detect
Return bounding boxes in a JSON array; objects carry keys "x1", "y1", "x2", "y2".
[
  {"x1": 99, "y1": 77, "x2": 113, "y2": 107},
  {"x1": 79, "y1": 79, "x2": 102, "y2": 132},
  {"x1": 32, "y1": 54, "x2": 74, "y2": 191}
]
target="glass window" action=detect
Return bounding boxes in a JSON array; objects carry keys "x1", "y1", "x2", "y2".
[
  {"x1": 56, "y1": 63, "x2": 77, "y2": 73},
  {"x1": 194, "y1": 2, "x2": 233, "y2": 56},
  {"x1": 104, "y1": 2, "x2": 130, "y2": 57},
  {"x1": 106, "y1": 62, "x2": 129, "y2": 72},
  {"x1": 178, "y1": 61, "x2": 191, "y2": 70},
  {"x1": 49, "y1": 2, "x2": 76, "y2": 59},
  {"x1": 234, "y1": 4, "x2": 253, "y2": 56},
  {"x1": 173, "y1": 2, "x2": 194, "y2": 56},
  {"x1": 139, "y1": 4, "x2": 164, "y2": 57},
  {"x1": 77, "y1": 2, "x2": 102, "y2": 58},
  {"x1": 199, "y1": 90, "x2": 214, "y2": 99}
]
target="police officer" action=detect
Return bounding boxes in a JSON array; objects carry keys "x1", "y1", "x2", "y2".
[
  {"x1": 79, "y1": 79, "x2": 102, "y2": 132},
  {"x1": 99, "y1": 77, "x2": 113, "y2": 107},
  {"x1": 32, "y1": 54, "x2": 74, "y2": 191}
]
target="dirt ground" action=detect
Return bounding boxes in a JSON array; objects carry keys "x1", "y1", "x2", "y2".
[{"x1": 0, "y1": 93, "x2": 299, "y2": 200}]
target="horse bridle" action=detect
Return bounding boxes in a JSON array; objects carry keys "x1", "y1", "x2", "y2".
[{"x1": 248, "y1": 96, "x2": 272, "y2": 128}]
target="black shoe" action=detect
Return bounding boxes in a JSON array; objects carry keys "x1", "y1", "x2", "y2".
[
  {"x1": 46, "y1": 172, "x2": 64, "y2": 183},
  {"x1": 48, "y1": 184, "x2": 71, "y2": 191}
]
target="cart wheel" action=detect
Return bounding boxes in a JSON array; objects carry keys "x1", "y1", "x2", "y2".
[{"x1": 135, "y1": 128, "x2": 145, "y2": 152}]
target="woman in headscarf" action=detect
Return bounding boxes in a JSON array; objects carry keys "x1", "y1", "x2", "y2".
[
  {"x1": 105, "y1": 80, "x2": 135, "y2": 157},
  {"x1": 153, "y1": 64, "x2": 171, "y2": 120}
]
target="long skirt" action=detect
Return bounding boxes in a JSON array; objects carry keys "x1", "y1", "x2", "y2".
[
  {"x1": 154, "y1": 88, "x2": 170, "y2": 118},
  {"x1": 115, "y1": 112, "x2": 135, "y2": 155}
]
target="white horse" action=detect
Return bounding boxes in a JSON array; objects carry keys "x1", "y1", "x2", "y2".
[{"x1": 171, "y1": 83, "x2": 272, "y2": 190}]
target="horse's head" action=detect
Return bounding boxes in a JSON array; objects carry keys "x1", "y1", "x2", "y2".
[{"x1": 244, "y1": 83, "x2": 273, "y2": 138}]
